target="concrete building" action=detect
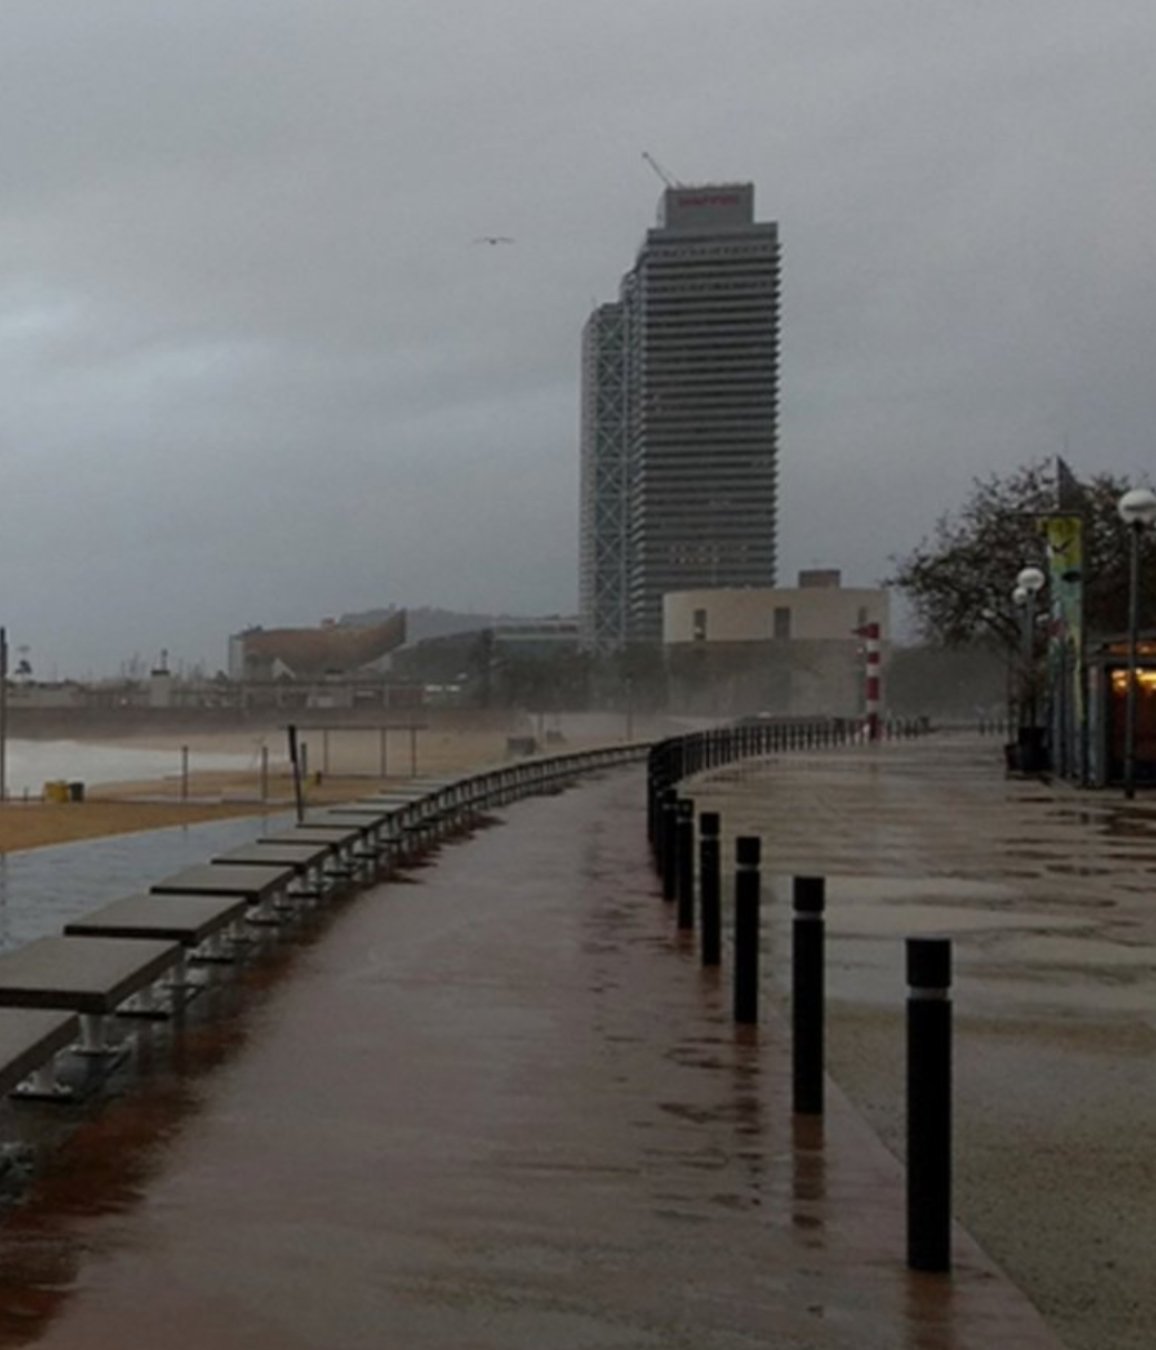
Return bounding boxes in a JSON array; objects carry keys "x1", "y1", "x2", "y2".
[
  {"x1": 663, "y1": 572, "x2": 889, "y2": 718},
  {"x1": 580, "y1": 183, "x2": 781, "y2": 648},
  {"x1": 578, "y1": 302, "x2": 630, "y2": 654},
  {"x1": 227, "y1": 612, "x2": 407, "y2": 683}
]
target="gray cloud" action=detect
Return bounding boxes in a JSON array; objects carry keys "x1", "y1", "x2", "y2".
[{"x1": 1, "y1": 1, "x2": 1154, "y2": 671}]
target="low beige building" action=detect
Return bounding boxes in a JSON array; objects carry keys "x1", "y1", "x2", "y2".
[{"x1": 663, "y1": 572, "x2": 890, "y2": 718}]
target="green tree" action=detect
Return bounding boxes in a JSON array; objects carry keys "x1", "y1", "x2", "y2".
[{"x1": 888, "y1": 460, "x2": 1154, "y2": 649}]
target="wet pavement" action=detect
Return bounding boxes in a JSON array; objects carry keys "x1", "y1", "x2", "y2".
[
  {"x1": 0, "y1": 813, "x2": 293, "y2": 954},
  {"x1": 0, "y1": 763, "x2": 1062, "y2": 1348},
  {"x1": 693, "y1": 736, "x2": 1155, "y2": 1350}
]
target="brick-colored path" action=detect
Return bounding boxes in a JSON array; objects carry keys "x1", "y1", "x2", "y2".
[{"x1": 0, "y1": 769, "x2": 1061, "y2": 1348}]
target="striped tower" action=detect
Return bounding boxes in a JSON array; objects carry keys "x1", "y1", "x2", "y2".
[{"x1": 863, "y1": 622, "x2": 882, "y2": 741}]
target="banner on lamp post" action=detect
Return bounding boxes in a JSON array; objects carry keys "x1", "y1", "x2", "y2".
[{"x1": 1041, "y1": 512, "x2": 1085, "y2": 780}]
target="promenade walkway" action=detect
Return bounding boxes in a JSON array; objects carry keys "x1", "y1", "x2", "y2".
[{"x1": 0, "y1": 758, "x2": 1067, "y2": 1347}]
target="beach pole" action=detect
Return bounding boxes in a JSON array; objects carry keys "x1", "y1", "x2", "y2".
[{"x1": 287, "y1": 724, "x2": 305, "y2": 823}]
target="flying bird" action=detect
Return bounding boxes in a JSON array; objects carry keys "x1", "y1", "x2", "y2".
[{"x1": 473, "y1": 235, "x2": 515, "y2": 245}]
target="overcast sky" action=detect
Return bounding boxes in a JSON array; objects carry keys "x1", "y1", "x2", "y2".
[{"x1": 2, "y1": 1, "x2": 1155, "y2": 675}]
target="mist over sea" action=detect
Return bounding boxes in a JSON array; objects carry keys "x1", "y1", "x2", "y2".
[{"x1": 2, "y1": 740, "x2": 253, "y2": 796}]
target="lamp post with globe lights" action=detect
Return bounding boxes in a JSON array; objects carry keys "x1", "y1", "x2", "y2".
[
  {"x1": 1117, "y1": 487, "x2": 1156, "y2": 798},
  {"x1": 1015, "y1": 566, "x2": 1046, "y2": 734},
  {"x1": 1010, "y1": 585, "x2": 1028, "y2": 728}
]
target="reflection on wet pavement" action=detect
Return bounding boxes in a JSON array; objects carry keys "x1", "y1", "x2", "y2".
[
  {"x1": 0, "y1": 770, "x2": 1060, "y2": 1349},
  {"x1": 0, "y1": 812, "x2": 293, "y2": 953},
  {"x1": 693, "y1": 736, "x2": 1154, "y2": 1350}
]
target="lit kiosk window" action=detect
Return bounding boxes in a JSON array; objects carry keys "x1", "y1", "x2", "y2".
[{"x1": 1116, "y1": 486, "x2": 1156, "y2": 798}]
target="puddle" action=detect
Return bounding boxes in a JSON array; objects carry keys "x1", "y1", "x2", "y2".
[{"x1": 0, "y1": 812, "x2": 294, "y2": 953}]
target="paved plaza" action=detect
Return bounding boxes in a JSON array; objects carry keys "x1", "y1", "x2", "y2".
[
  {"x1": 693, "y1": 734, "x2": 1154, "y2": 1350},
  {"x1": 0, "y1": 738, "x2": 1147, "y2": 1346}
]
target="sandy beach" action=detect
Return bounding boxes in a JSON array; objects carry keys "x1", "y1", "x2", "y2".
[{"x1": 0, "y1": 716, "x2": 636, "y2": 855}]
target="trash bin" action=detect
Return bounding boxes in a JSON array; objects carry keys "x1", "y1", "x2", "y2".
[
  {"x1": 43, "y1": 780, "x2": 68, "y2": 804},
  {"x1": 68, "y1": 782, "x2": 85, "y2": 803},
  {"x1": 1017, "y1": 727, "x2": 1050, "y2": 773}
]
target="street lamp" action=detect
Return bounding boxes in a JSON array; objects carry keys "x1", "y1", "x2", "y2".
[
  {"x1": 1008, "y1": 588, "x2": 1028, "y2": 729},
  {"x1": 1117, "y1": 487, "x2": 1156, "y2": 798},
  {"x1": 1015, "y1": 567, "x2": 1046, "y2": 731}
]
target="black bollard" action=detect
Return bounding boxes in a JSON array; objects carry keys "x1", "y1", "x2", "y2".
[
  {"x1": 661, "y1": 789, "x2": 678, "y2": 901},
  {"x1": 699, "y1": 813, "x2": 721, "y2": 967},
  {"x1": 733, "y1": 836, "x2": 761, "y2": 1023},
  {"x1": 792, "y1": 876, "x2": 826, "y2": 1115},
  {"x1": 676, "y1": 799, "x2": 695, "y2": 930},
  {"x1": 906, "y1": 937, "x2": 953, "y2": 1273}
]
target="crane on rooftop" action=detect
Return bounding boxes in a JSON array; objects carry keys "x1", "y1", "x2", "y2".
[{"x1": 641, "y1": 151, "x2": 682, "y2": 188}]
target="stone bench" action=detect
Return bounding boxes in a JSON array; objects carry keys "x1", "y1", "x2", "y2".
[
  {"x1": 0, "y1": 1008, "x2": 79, "y2": 1098},
  {"x1": 212, "y1": 842, "x2": 335, "y2": 901},
  {"x1": 332, "y1": 801, "x2": 414, "y2": 845},
  {"x1": 0, "y1": 936, "x2": 182, "y2": 1055},
  {"x1": 64, "y1": 892, "x2": 249, "y2": 966},
  {"x1": 151, "y1": 863, "x2": 296, "y2": 924},
  {"x1": 279, "y1": 815, "x2": 375, "y2": 880},
  {"x1": 260, "y1": 827, "x2": 364, "y2": 881},
  {"x1": 306, "y1": 810, "x2": 402, "y2": 874}
]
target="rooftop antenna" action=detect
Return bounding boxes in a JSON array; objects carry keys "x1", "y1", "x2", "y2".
[{"x1": 642, "y1": 151, "x2": 682, "y2": 188}]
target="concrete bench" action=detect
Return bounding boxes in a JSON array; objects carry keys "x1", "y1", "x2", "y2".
[
  {"x1": 349, "y1": 798, "x2": 426, "y2": 830},
  {"x1": 64, "y1": 892, "x2": 249, "y2": 965},
  {"x1": 302, "y1": 812, "x2": 392, "y2": 877},
  {"x1": 260, "y1": 828, "x2": 363, "y2": 879},
  {"x1": 361, "y1": 795, "x2": 463, "y2": 851},
  {"x1": 326, "y1": 801, "x2": 407, "y2": 816},
  {"x1": 311, "y1": 807, "x2": 394, "y2": 839},
  {"x1": 152, "y1": 862, "x2": 295, "y2": 899},
  {"x1": 303, "y1": 809, "x2": 382, "y2": 835},
  {"x1": 0, "y1": 936, "x2": 182, "y2": 1054},
  {"x1": 212, "y1": 842, "x2": 335, "y2": 900},
  {"x1": 275, "y1": 815, "x2": 370, "y2": 880},
  {"x1": 362, "y1": 792, "x2": 436, "y2": 805},
  {"x1": 330, "y1": 802, "x2": 413, "y2": 846},
  {"x1": 151, "y1": 863, "x2": 295, "y2": 923},
  {"x1": 0, "y1": 1008, "x2": 79, "y2": 1098}
]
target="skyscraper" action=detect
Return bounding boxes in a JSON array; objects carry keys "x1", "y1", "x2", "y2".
[
  {"x1": 578, "y1": 301, "x2": 630, "y2": 654},
  {"x1": 579, "y1": 183, "x2": 781, "y2": 648}
]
